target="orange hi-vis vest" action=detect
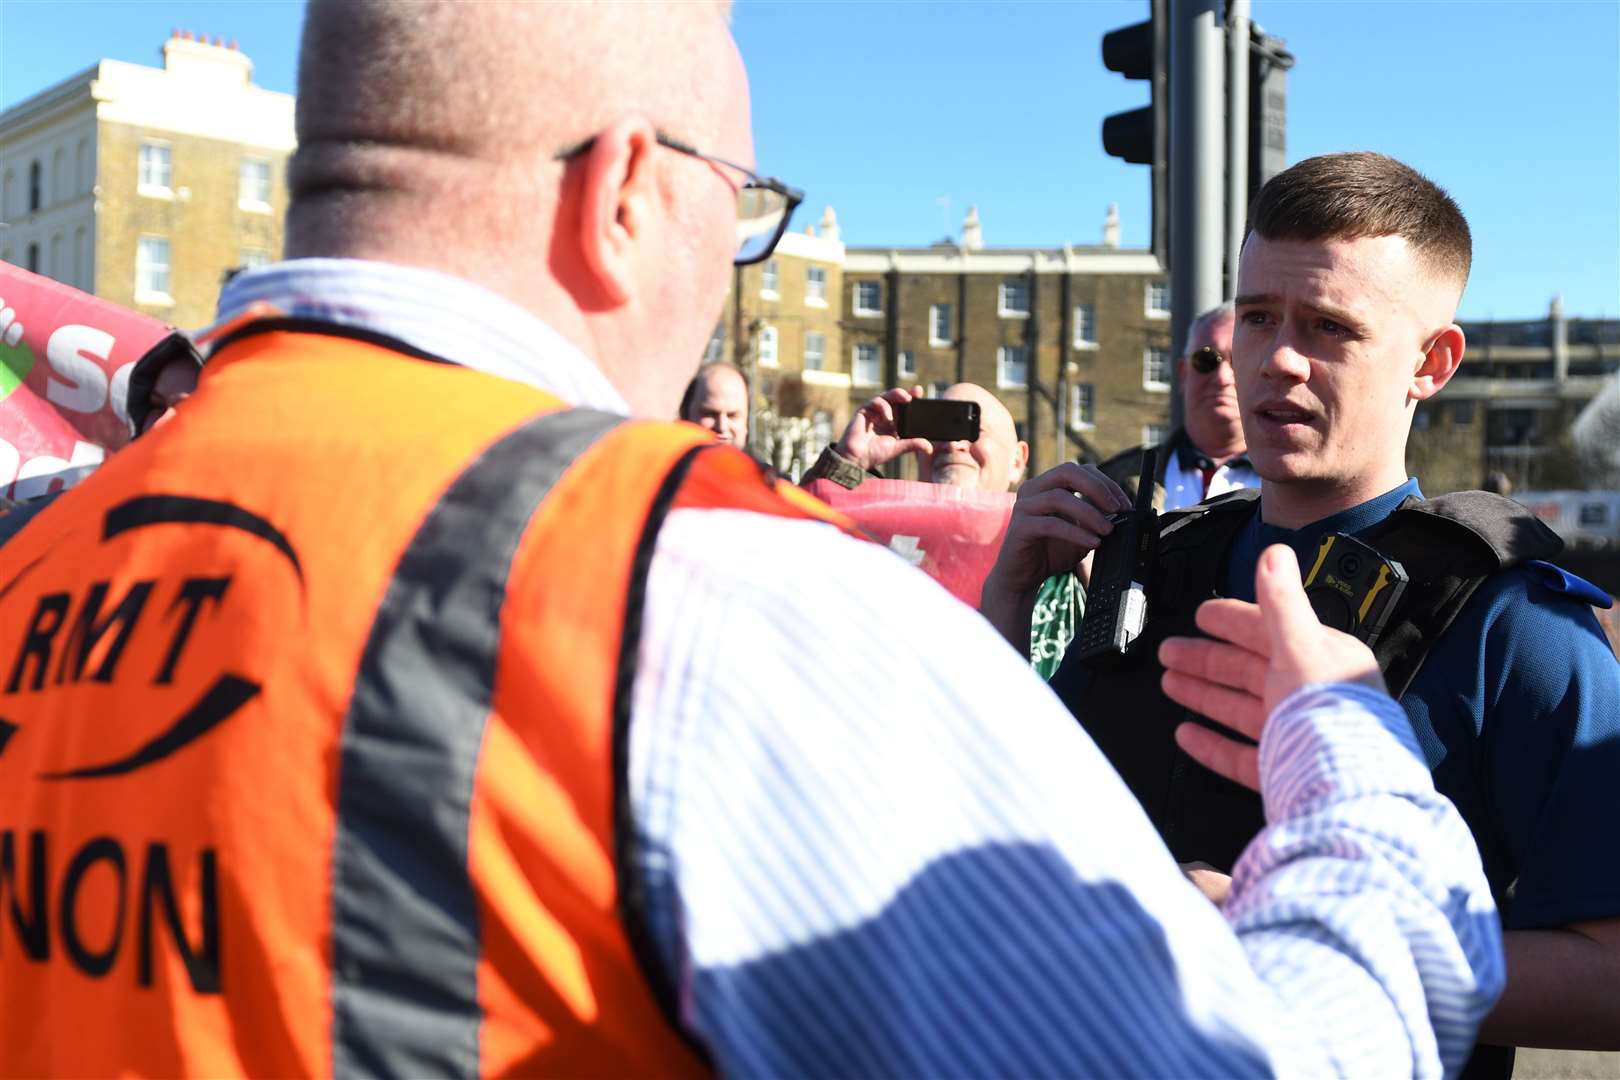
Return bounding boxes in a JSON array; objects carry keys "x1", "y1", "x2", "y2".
[{"x1": 0, "y1": 324, "x2": 859, "y2": 1077}]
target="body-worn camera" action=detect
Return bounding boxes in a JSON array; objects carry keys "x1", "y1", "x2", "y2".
[
  {"x1": 1072, "y1": 449, "x2": 1158, "y2": 661},
  {"x1": 1301, "y1": 533, "x2": 1409, "y2": 648}
]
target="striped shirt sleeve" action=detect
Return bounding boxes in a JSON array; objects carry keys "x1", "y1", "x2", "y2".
[{"x1": 628, "y1": 508, "x2": 1503, "y2": 1078}]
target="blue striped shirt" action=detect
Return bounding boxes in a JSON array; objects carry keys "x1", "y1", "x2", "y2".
[{"x1": 217, "y1": 260, "x2": 1504, "y2": 1077}]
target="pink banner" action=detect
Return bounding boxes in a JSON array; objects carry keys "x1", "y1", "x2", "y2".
[
  {"x1": 804, "y1": 477, "x2": 1014, "y2": 607},
  {"x1": 0, "y1": 263, "x2": 168, "y2": 500}
]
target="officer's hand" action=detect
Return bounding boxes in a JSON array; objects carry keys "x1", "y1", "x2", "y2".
[
  {"x1": 983, "y1": 462, "x2": 1131, "y2": 600},
  {"x1": 836, "y1": 387, "x2": 933, "y2": 473},
  {"x1": 1157, "y1": 544, "x2": 1387, "y2": 791}
]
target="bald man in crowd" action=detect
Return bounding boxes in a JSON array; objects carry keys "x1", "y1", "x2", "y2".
[
  {"x1": 679, "y1": 361, "x2": 750, "y2": 448},
  {"x1": 802, "y1": 382, "x2": 1029, "y2": 492},
  {"x1": 0, "y1": 2, "x2": 1504, "y2": 1075}
]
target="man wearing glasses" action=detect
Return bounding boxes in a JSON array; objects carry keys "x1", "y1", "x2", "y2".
[
  {"x1": 0, "y1": 4, "x2": 1506, "y2": 1077},
  {"x1": 1100, "y1": 302, "x2": 1259, "y2": 510}
]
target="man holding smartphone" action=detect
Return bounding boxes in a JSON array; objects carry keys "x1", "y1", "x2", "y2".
[{"x1": 801, "y1": 381, "x2": 1028, "y2": 492}]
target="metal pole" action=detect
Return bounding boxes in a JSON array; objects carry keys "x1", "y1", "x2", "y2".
[
  {"x1": 1169, "y1": 0, "x2": 1225, "y2": 431},
  {"x1": 1225, "y1": 0, "x2": 1250, "y2": 297}
]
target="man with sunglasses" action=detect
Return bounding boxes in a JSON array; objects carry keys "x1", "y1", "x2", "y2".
[
  {"x1": 0, "y1": 5, "x2": 1506, "y2": 1076},
  {"x1": 1099, "y1": 303, "x2": 1259, "y2": 510}
]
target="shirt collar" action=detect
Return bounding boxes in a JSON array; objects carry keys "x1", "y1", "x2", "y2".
[
  {"x1": 209, "y1": 258, "x2": 631, "y2": 414},
  {"x1": 1252, "y1": 478, "x2": 1424, "y2": 550}
]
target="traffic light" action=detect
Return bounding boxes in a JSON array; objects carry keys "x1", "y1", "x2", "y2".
[
  {"x1": 1101, "y1": 0, "x2": 1169, "y2": 263},
  {"x1": 1246, "y1": 27, "x2": 1293, "y2": 212}
]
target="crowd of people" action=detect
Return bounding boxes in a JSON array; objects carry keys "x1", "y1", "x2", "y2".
[{"x1": 1, "y1": 1, "x2": 1616, "y2": 1077}]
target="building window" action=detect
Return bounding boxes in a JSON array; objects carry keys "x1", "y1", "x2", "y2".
[
  {"x1": 703, "y1": 323, "x2": 725, "y2": 364},
  {"x1": 52, "y1": 148, "x2": 67, "y2": 203},
  {"x1": 998, "y1": 345, "x2": 1029, "y2": 388},
  {"x1": 136, "y1": 236, "x2": 172, "y2": 302},
  {"x1": 1073, "y1": 303, "x2": 1097, "y2": 347},
  {"x1": 29, "y1": 160, "x2": 42, "y2": 212},
  {"x1": 1146, "y1": 280, "x2": 1170, "y2": 318},
  {"x1": 759, "y1": 324, "x2": 779, "y2": 368},
  {"x1": 1143, "y1": 423, "x2": 1169, "y2": 446},
  {"x1": 1070, "y1": 382, "x2": 1095, "y2": 428},
  {"x1": 929, "y1": 303, "x2": 953, "y2": 346},
  {"x1": 803, "y1": 331, "x2": 824, "y2": 370},
  {"x1": 853, "y1": 343, "x2": 881, "y2": 385},
  {"x1": 1451, "y1": 400, "x2": 1476, "y2": 427},
  {"x1": 240, "y1": 248, "x2": 272, "y2": 271},
  {"x1": 806, "y1": 266, "x2": 827, "y2": 305},
  {"x1": 999, "y1": 279, "x2": 1030, "y2": 317},
  {"x1": 760, "y1": 258, "x2": 778, "y2": 298},
  {"x1": 26, "y1": 242, "x2": 40, "y2": 273},
  {"x1": 853, "y1": 280, "x2": 882, "y2": 316},
  {"x1": 2, "y1": 171, "x2": 14, "y2": 218},
  {"x1": 76, "y1": 139, "x2": 90, "y2": 194},
  {"x1": 138, "y1": 143, "x2": 172, "y2": 195},
  {"x1": 49, "y1": 234, "x2": 63, "y2": 281},
  {"x1": 898, "y1": 350, "x2": 917, "y2": 381},
  {"x1": 239, "y1": 158, "x2": 272, "y2": 209},
  {"x1": 1143, "y1": 346, "x2": 1171, "y2": 390},
  {"x1": 74, "y1": 227, "x2": 88, "y2": 290},
  {"x1": 1412, "y1": 406, "x2": 1432, "y2": 432}
]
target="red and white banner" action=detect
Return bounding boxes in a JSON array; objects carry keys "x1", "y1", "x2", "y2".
[
  {"x1": 0, "y1": 263, "x2": 168, "y2": 500},
  {"x1": 804, "y1": 477, "x2": 1015, "y2": 608}
]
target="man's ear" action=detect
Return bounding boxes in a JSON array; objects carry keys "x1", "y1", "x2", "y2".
[
  {"x1": 1411, "y1": 323, "x2": 1465, "y2": 402},
  {"x1": 575, "y1": 116, "x2": 660, "y2": 307},
  {"x1": 1011, "y1": 440, "x2": 1030, "y2": 486}
]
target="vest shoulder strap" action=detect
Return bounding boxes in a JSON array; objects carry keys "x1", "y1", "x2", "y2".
[{"x1": 1362, "y1": 490, "x2": 1564, "y2": 699}]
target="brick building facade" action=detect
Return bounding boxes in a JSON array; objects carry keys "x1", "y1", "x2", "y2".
[{"x1": 1, "y1": 32, "x2": 294, "y2": 330}]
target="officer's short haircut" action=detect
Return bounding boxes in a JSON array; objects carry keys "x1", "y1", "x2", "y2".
[{"x1": 1247, "y1": 152, "x2": 1472, "y2": 289}]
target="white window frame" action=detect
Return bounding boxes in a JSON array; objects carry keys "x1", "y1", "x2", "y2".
[
  {"x1": 1072, "y1": 303, "x2": 1097, "y2": 348},
  {"x1": 997, "y1": 344, "x2": 1029, "y2": 388},
  {"x1": 138, "y1": 142, "x2": 172, "y2": 198},
  {"x1": 805, "y1": 266, "x2": 828, "y2": 307},
  {"x1": 703, "y1": 325, "x2": 725, "y2": 364},
  {"x1": 852, "y1": 342, "x2": 881, "y2": 386},
  {"x1": 1143, "y1": 423, "x2": 1170, "y2": 446},
  {"x1": 929, "y1": 303, "x2": 953, "y2": 347},
  {"x1": 1143, "y1": 345, "x2": 1171, "y2": 391},
  {"x1": 898, "y1": 350, "x2": 917, "y2": 381},
  {"x1": 760, "y1": 258, "x2": 779, "y2": 299},
  {"x1": 135, "y1": 235, "x2": 173, "y2": 305},
  {"x1": 803, "y1": 331, "x2": 825, "y2": 371},
  {"x1": 1145, "y1": 279, "x2": 1170, "y2": 318},
  {"x1": 238, "y1": 157, "x2": 272, "y2": 211},
  {"x1": 240, "y1": 248, "x2": 272, "y2": 271},
  {"x1": 852, "y1": 280, "x2": 882, "y2": 317},
  {"x1": 998, "y1": 279, "x2": 1030, "y2": 318},
  {"x1": 1070, "y1": 382, "x2": 1095, "y2": 429},
  {"x1": 758, "y1": 324, "x2": 778, "y2": 368}
]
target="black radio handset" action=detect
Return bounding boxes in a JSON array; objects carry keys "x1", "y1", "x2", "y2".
[{"x1": 1072, "y1": 449, "x2": 1159, "y2": 662}]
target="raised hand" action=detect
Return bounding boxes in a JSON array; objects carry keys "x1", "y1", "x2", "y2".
[
  {"x1": 836, "y1": 386, "x2": 934, "y2": 473},
  {"x1": 1157, "y1": 543, "x2": 1387, "y2": 791}
]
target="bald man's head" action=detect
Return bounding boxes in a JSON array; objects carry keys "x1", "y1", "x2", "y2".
[
  {"x1": 921, "y1": 383, "x2": 1029, "y2": 492},
  {"x1": 285, "y1": 1, "x2": 750, "y2": 418}
]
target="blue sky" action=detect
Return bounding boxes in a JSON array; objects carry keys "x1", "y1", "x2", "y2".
[{"x1": 4, "y1": 0, "x2": 1616, "y2": 320}]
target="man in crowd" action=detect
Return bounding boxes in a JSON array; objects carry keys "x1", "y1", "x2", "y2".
[
  {"x1": 802, "y1": 381, "x2": 1028, "y2": 492},
  {"x1": 1100, "y1": 302, "x2": 1259, "y2": 508},
  {"x1": 678, "y1": 360, "x2": 749, "y2": 448},
  {"x1": 983, "y1": 151, "x2": 1620, "y2": 1075},
  {"x1": 0, "y1": 7, "x2": 1502, "y2": 1076}
]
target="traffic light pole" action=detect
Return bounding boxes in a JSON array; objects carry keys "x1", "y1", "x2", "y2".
[
  {"x1": 1168, "y1": 0, "x2": 1224, "y2": 429},
  {"x1": 1226, "y1": 0, "x2": 1250, "y2": 297}
]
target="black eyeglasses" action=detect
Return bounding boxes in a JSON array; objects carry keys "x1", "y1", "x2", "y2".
[
  {"x1": 554, "y1": 131, "x2": 803, "y2": 266},
  {"x1": 1189, "y1": 345, "x2": 1227, "y2": 374}
]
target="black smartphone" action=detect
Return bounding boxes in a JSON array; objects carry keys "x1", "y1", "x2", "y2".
[
  {"x1": 894, "y1": 399, "x2": 980, "y2": 443},
  {"x1": 1072, "y1": 449, "x2": 1159, "y2": 662}
]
